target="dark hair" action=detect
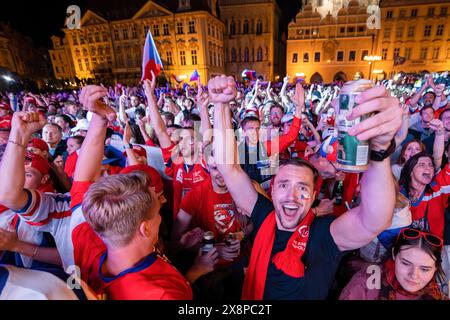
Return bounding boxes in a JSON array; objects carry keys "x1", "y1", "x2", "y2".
[
  {"x1": 396, "y1": 139, "x2": 426, "y2": 165},
  {"x1": 399, "y1": 152, "x2": 434, "y2": 196},
  {"x1": 69, "y1": 135, "x2": 85, "y2": 146},
  {"x1": 392, "y1": 229, "x2": 444, "y2": 280},
  {"x1": 129, "y1": 123, "x2": 145, "y2": 145},
  {"x1": 241, "y1": 116, "x2": 260, "y2": 129},
  {"x1": 420, "y1": 105, "x2": 434, "y2": 115},
  {"x1": 423, "y1": 91, "x2": 436, "y2": 99},
  {"x1": 269, "y1": 103, "x2": 284, "y2": 114},
  {"x1": 55, "y1": 114, "x2": 74, "y2": 128},
  {"x1": 167, "y1": 124, "x2": 182, "y2": 130},
  {"x1": 161, "y1": 112, "x2": 175, "y2": 126},
  {"x1": 135, "y1": 107, "x2": 146, "y2": 118},
  {"x1": 76, "y1": 109, "x2": 87, "y2": 120},
  {"x1": 439, "y1": 107, "x2": 450, "y2": 121},
  {"x1": 278, "y1": 158, "x2": 319, "y2": 187}
]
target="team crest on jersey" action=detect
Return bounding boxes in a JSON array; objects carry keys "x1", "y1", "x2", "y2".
[
  {"x1": 214, "y1": 204, "x2": 236, "y2": 234},
  {"x1": 193, "y1": 170, "x2": 205, "y2": 184},
  {"x1": 176, "y1": 168, "x2": 183, "y2": 183}
]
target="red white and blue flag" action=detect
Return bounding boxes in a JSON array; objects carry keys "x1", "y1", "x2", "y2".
[
  {"x1": 141, "y1": 31, "x2": 163, "y2": 81},
  {"x1": 190, "y1": 69, "x2": 200, "y2": 82}
]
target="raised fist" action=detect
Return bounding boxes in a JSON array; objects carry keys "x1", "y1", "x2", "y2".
[
  {"x1": 208, "y1": 75, "x2": 237, "y2": 104},
  {"x1": 79, "y1": 85, "x2": 116, "y2": 121},
  {"x1": 11, "y1": 111, "x2": 47, "y2": 137}
]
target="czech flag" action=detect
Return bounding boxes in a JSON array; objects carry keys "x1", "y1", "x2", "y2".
[
  {"x1": 190, "y1": 69, "x2": 200, "y2": 82},
  {"x1": 141, "y1": 31, "x2": 163, "y2": 81}
]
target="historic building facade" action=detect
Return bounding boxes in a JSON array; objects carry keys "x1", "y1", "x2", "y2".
[
  {"x1": 219, "y1": 0, "x2": 286, "y2": 81},
  {"x1": 50, "y1": 0, "x2": 225, "y2": 84},
  {"x1": 287, "y1": 0, "x2": 450, "y2": 83}
]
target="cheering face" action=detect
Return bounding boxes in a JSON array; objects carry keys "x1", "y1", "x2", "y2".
[
  {"x1": 66, "y1": 138, "x2": 80, "y2": 155},
  {"x1": 422, "y1": 93, "x2": 435, "y2": 107},
  {"x1": 24, "y1": 166, "x2": 44, "y2": 190},
  {"x1": 167, "y1": 127, "x2": 180, "y2": 144},
  {"x1": 394, "y1": 247, "x2": 436, "y2": 293},
  {"x1": 243, "y1": 120, "x2": 260, "y2": 146},
  {"x1": 179, "y1": 129, "x2": 195, "y2": 158},
  {"x1": 270, "y1": 107, "x2": 283, "y2": 127},
  {"x1": 420, "y1": 108, "x2": 434, "y2": 124},
  {"x1": 55, "y1": 117, "x2": 69, "y2": 131},
  {"x1": 441, "y1": 111, "x2": 450, "y2": 131},
  {"x1": 272, "y1": 165, "x2": 315, "y2": 231},
  {"x1": 207, "y1": 158, "x2": 226, "y2": 189},
  {"x1": 130, "y1": 96, "x2": 140, "y2": 108},
  {"x1": 403, "y1": 142, "x2": 422, "y2": 163},
  {"x1": 411, "y1": 157, "x2": 434, "y2": 186}
]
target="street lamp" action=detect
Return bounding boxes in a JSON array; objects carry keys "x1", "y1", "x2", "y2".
[{"x1": 363, "y1": 55, "x2": 382, "y2": 80}]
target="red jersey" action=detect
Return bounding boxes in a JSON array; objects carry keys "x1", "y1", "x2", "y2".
[
  {"x1": 402, "y1": 164, "x2": 450, "y2": 237},
  {"x1": 161, "y1": 143, "x2": 209, "y2": 219},
  {"x1": 64, "y1": 151, "x2": 78, "y2": 178}
]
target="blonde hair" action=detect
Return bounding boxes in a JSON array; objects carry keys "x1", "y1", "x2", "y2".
[{"x1": 82, "y1": 172, "x2": 156, "y2": 247}]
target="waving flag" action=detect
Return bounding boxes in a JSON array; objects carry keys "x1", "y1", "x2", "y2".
[
  {"x1": 141, "y1": 31, "x2": 163, "y2": 81},
  {"x1": 171, "y1": 74, "x2": 182, "y2": 84},
  {"x1": 190, "y1": 69, "x2": 200, "y2": 82}
]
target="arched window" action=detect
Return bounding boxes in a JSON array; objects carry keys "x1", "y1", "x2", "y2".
[
  {"x1": 257, "y1": 47, "x2": 263, "y2": 61},
  {"x1": 256, "y1": 19, "x2": 263, "y2": 35},
  {"x1": 231, "y1": 47, "x2": 237, "y2": 62},
  {"x1": 244, "y1": 47, "x2": 249, "y2": 62},
  {"x1": 243, "y1": 20, "x2": 249, "y2": 34},
  {"x1": 230, "y1": 20, "x2": 236, "y2": 35}
]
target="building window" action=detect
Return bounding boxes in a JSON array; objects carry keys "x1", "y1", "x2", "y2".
[
  {"x1": 399, "y1": 9, "x2": 406, "y2": 18},
  {"x1": 243, "y1": 20, "x2": 249, "y2": 34},
  {"x1": 214, "y1": 52, "x2": 217, "y2": 66},
  {"x1": 314, "y1": 52, "x2": 320, "y2": 62},
  {"x1": 408, "y1": 26, "x2": 415, "y2": 37},
  {"x1": 340, "y1": 27, "x2": 345, "y2": 33},
  {"x1": 132, "y1": 26, "x2": 138, "y2": 38},
  {"x1": 102, "y1": 31, "x2": 108, "y2": 42},
  {"x1": 72, "y1": 34, "x2": 78, "y2": 45},
  {"x1": 163, "y1": 24, "x2": 169, "y2": 36},
  {"x1": 95, "y1": 32, "x2": 100, "y2": 42},
  {"x1": 358, "y1": 26, "x2": 365, "y2": 33},
  {"x1": 411, "y1": 9, "x2": 418, "y2": 17},
  {"x1": 257, "y1": 47, "x2": 263, "y2": 61},
  {"x1": 256, "y1": 19, "x2": 263, "y2": 35},
  {"x1": 432, "y1": 47, "x2": 440, "y2": 59},
  {"x1": 424, "y1": 25, "x2": 432, "y2": 37},
  {"x1": 396, "y1": 26, "x2": 403, "y2": 38},
  {"x1": 349, "y1": 50, "x2": 356, "y2": 61},
  {"x1": 303, "y1": 53, "x2": 309, "y2": 63},
  {"x1": 292, "y1": 53, "x2": 298, "y2": 63},
  {"x1": 387, "y1": 10, "x2": 393, "y2": 19},
  {"x1": 428, "y1": 7, "x2": 435, "y2": 17},
  {"x1": 55, "y1": 66, "x2": 59, "y2": 73},
  {"x1": 305, "y1": 29, "x2": 310, "y2": 36},
  {"x1": 79, "y1": 35, "x2": 85, "y2": 45},
  {"x1": 153, "y1": 25, "x2": 160, "y2": 36},
  {"x1": 381, "y1": 48, "x2": 388, "y2": 60},
  {"x1": 384, "y1": 28, "x2": 391, "y2": 39},
  {"x1": 144, "y1": 26, "x2": 149, "y2": 35},
  {"x1": 188, "y1": 21, "x2": 196, "y2": 34},
  {"x1": 347, "y1": 26, "x2": 355, "y2": 33},
  {"x1": 230, "y1": 21, "x2": 236, "y2": 35},
  {"x1": 393, "y1": 48, "x2": 400, "y2": 59},
  {"x1": 436, "y1": 24, "x2": 444, "y2": 36},
  {"x1": 123, "y1": 29, "x2": 128, "y2": 40},
  {"x1": 244, "y1": 47, "x2": 249, "y2": 62},
  {"x1": 405, "y1": 48, "x2": 412, "y2": 60},
  {"x1": 337, "y1": 51, "x2": 344, "y2": 61},
  {"x1": 209, "y1": 52, "x2": 213, "y2": 65},
  {"x1": 85, "y1": 58, "x2": 90, "y2": 70},
  {"x1": 208, "y1": 24, "x2": 211, "y2": 36},
  {"x1": 440, "y1": 7, "x2": 448, "y2": 16},
  {"x1": 420, "y1": 47, "x2": 428, "y2": 59},
  {"x1": 78, "y1": 59, "x2": 83, "y2": 71},
  {"x1": 191, "y1": 50, "x2": 197, "y2": 65},
  {"x1": 361, "y1": 50, "x2": 368, "y2": 60},
  {"x1": 231, "y1": 48, "x2": 237, "y2": 62},
  {"x1": 180, "y1": 51, "x2": 186, "y2": 65},
  {"x1": 166, "y1": 51, "x2": 172, "y2": 65},
  {"x1": 177, "y1": 22, "x2": 184, "y2": 34}
]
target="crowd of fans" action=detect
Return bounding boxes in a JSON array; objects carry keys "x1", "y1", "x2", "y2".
[{"x1": 0, "y1": 70, "x2": 449, "y2": 300}]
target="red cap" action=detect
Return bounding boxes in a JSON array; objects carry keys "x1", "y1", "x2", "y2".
[
  {"x1": 28, "y1": 138, "x2": 49, "y2": 153},
  {"x1": 120, "y1": 164, "x2": 164, "y2": 197},
  {"x1": 122, "y1": 145, "x2": 147, "y2": 158},
  {"x1": 0, "y1": 115, "x2": 12, "y2": 131},
  {"x1": 25, "y1": 153, "x2": 50, "y2": 176},
  {"x1": 25, "y1": 97, "x2": 37, "y2": 105}
]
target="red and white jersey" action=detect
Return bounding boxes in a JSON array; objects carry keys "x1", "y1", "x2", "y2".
[
  {"x1": 15, "y1": 182, "x2": 193, "y2": 300},
  {"x1": 161, "y1": 143, "x2": 209, "y2": 219}
]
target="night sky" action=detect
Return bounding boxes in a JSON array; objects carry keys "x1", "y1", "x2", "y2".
[{"x1": 0, "y1": 0, "x2": 301, "y2": 49}]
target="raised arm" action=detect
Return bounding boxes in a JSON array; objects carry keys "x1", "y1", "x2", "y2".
[
  {"x1": 395, "y1": 105, "x2": 410, "y2": 147},
  {"x1": 75, "y1": 85, "x2": 116, "y2": 182},
  {"x1": 196, "y1": 84, "x2": 212, "y2": 144},
  {"x1": 430, "y1": 119, "x2": 445, "y2": 169},
  {"x1": 143, "y1": 71, "x2": 172, "y2": 149},
  {"x1": 209, "y1": 75, "x2": 258, "y2": 217},
  {"x1": 0, "y1": 112, "x2": 46, "y2": 210},
  {"x1": 330, "y1": 85, "x2": 402, "y2": 251},
  {"x1": 432, "y1": 84, "x2": 446, "y2": 111},
  {"x1": 408, "y1": 81, "x2": 428, "y2": 111},
  {"x1": 122, "y1": 123, "x2": 140, "y2": 166}
]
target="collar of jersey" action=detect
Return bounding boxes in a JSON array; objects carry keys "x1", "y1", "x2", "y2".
[{"x1": 98, "y1": 251, "x2": 158, "y2": 283}]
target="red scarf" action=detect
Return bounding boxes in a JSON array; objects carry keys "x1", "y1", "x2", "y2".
[
  {"x1": 242, "y1": 209, "x2": 315, "y2": 300},
  {"x1": 379, "y1": 259, "x2": 446, "y2": 300}
]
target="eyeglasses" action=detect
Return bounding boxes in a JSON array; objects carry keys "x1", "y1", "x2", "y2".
[{"x1": 398, "y1": 228, "x2": 443, "y2": 248}]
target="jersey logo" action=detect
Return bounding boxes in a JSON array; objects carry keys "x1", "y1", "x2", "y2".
[{"x1": 176, "y1": 168, "x2": 183, "y2": 183}]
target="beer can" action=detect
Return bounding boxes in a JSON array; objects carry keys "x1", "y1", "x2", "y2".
[
  {"x1": 336, "y1": 79, "x2": 374, "y2": 172},
  {"x1": 201, "y1": 231, "x2": 215, "y2": 255}
]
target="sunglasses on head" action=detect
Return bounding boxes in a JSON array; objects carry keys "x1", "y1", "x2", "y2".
[{"x1": 398, "y1": 228, "x2": 443, "y2": 248}]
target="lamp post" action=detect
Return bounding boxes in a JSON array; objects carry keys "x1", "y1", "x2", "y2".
[{"x1": 364, "y1": 55, "x2": 382, "y2": 81}]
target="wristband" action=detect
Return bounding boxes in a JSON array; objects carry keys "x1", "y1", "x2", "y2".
[{"x1": 8, "y1": 139, "x2": 27, "y2": 149}]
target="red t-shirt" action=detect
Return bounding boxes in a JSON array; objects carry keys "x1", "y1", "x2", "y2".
[
  {"x1": 64, "y1": 152, "x2": 78, "y2": 178},
  {"x1": 161, "y1": 144, "x2": 209, "y2": 220}
]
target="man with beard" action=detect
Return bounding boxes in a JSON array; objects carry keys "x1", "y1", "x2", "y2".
[
  {"x1": 144, "y1": 71, "x2": 209, "y2": 220},
  {"x1": 266, "y1": 103, "x2": 284, "y2": 140},
  {"x1": 210, "y1": 74, "x2": 402, "y2": 300}
]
